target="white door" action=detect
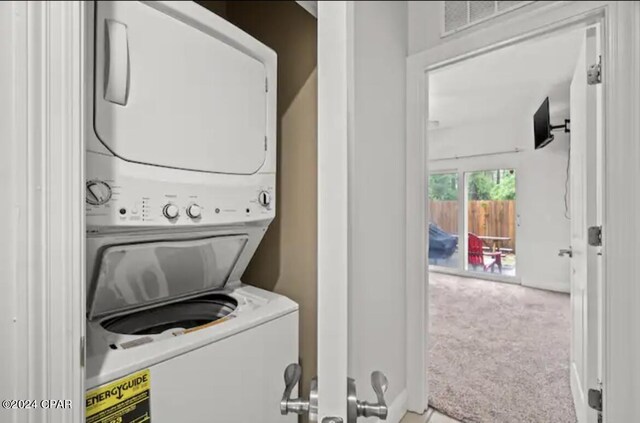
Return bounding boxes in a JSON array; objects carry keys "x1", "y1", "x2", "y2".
[
  {"x1": 315, "y1": 1, "x2": 350, "y2": 421},
  {"x1": 279, "y1": 3, "x2": 391, "y2": 423},
  {"x1": 279, "y1": 2, "x2": 352, "y2": 422},
  {"x1": 569, "y1": 26, "x2": 602, "y2": 423}
]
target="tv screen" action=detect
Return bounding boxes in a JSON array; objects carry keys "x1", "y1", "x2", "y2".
[{"x1": 534, "y1": 97, "x2": 554, "y2": 149}]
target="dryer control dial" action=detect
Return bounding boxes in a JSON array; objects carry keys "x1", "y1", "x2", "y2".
[
  {"x1": 163, "y1": 203, "x2": 180, "y2": 220},
  {"x1": 86, "y1": 180, "x2": 112, "y2": 206},
  {"x1": 259, "y1": 191, "x2": 272, "y2": 207},
  {"x1": 187, "y1": 204, "x2": 202, "y2": 219}
]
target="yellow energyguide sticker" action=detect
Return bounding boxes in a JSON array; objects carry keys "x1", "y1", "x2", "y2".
[{"x1": 86, "y1": 369, "x2": 151, "y2": 423}]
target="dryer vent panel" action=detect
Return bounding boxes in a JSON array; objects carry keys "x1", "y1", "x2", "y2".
[{"x1": 443, "y1": 1, "x2": 532, "y2": 35}]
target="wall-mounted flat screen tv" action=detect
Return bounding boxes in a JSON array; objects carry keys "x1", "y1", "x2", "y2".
[{"x1": 534, "y1": 97, "x2": 554, "y2": 149}]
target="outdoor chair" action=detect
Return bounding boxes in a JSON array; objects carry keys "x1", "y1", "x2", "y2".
[{"x1": 468, "y1": 232, "x2": 503, "y2": 273}]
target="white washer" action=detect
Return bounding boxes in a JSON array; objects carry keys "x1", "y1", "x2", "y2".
[{"x1": 84, "y1": 2, "x2": 296, "y2": 422}]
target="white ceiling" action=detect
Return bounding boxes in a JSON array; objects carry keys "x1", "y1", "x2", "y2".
[{"x1": 429, "y1": 28, "x2": 585, "y2": 129}]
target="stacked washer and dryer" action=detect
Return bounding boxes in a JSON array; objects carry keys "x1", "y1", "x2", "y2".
[{"x1": 84, "y1": 2, "x2": 297, "y2": 422}]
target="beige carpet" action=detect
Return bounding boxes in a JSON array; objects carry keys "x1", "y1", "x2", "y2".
[{"x1": 428, "y1": 273, "x2": 577, "y2": 423}]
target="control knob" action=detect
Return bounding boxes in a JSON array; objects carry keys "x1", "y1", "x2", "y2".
[
  {"x1": 259, "y1": 191, "x2": 272, "y2": 207},
  {"x1": 86, "y1": 180, "x2": 112, "y2": 206},
  {"x1": 163, "y1": 203, "x2": 179, "y2": 220},
  {"x1": 187, "y1": 204, "x2": 202, "y2": 219}
]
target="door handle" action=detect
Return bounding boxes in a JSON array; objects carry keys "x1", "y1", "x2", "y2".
[
  {"x1": 348, "y1": 371, "x2": 389, "y2": 421},
  {"x1": 281, "y1": 364, "x2": 388, "y2": 422},
  {"x1": 368, "y1": 371, "x2": 389, "y2": 418},
  {"x1": 104, "y1": 19, "x2": 130, "y2": 105},
  {"x1": 281, "y1": 363, "x2": 318, "y2": 417},
  {"x1": 558, "y1": 247, "x2": 573, "y2": 258}
]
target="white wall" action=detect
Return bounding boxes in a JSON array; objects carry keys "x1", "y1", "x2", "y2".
[
  {"x1": 407, "y1": 0, "x2": 440, "y2": 55},
  {"x1": 430, "y1": 103, "x2": 572, "y2": 292},
  {"x1": 349, "y1": 1, "x2": 408, "y2": 419}
]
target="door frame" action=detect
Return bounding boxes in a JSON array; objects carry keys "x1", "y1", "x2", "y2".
[
  {"x1": 406, "y1": 1, "x2": 640, "y2": 420},
  {"x1": 1, "y1": 1, "x2": 86, "y2": 422}
]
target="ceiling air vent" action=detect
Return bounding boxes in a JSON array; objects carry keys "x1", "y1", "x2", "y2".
[{"x1": 443, "y1": 1, "x2": 533, "y2": 35}]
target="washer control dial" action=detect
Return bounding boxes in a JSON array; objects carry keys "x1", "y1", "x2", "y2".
[
  {"x1": 187, "y1": 204, "x2": 202, "y2": 219},
  {"x1": 258, "y1": 191, "x2": 272, "y2": 207},
  {"x1": 163, "y1": 203, "x2": 180, "y2": 220},
  {"x1": 86, "y1": 180, "x2": 112, "y2": 206}
]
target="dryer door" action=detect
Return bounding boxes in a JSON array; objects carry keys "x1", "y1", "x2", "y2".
[{"x1": 93, "y1": 1, "x2": 269, "y2": 175}]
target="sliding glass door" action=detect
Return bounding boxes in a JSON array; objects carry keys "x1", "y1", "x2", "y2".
[
  {"x1": 428, "y1": 173, "x2": 460, "y2": 269},
  {"x1": 428, "y1": 169, "x2": 518, "y2": 280}
]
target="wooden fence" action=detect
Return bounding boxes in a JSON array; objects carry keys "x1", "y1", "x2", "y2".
[{"x1": 429, "y1": 200, "x2": 516, "y2": 252}]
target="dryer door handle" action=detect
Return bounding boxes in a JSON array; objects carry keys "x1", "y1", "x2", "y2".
[{"x1": 104, "y1": 19, "x2": 129, "y2": 106}]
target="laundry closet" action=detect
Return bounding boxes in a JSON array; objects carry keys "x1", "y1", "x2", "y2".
[{"x1": 84, "y1": 1, "x2": 317, "y2": 422}]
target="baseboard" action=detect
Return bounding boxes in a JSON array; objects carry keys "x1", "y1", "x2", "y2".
[
  {"x1": 378, "y1": 389, "x2": 408, "y2": 423},
  {"x1": 430, "y1": 266, "x2": 522, "y2": 285},
  {"x1": 430, "y1": 268, "x2": 571, "y2": 294},
  {"x1": 522, "y1": 279, "x2": 569, "y2": 294}
]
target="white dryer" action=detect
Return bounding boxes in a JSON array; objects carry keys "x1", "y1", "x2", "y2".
[
  {"x1": 86, "y1": 0, "x2": 276, "y2": 231},
  {"x1": 84, "y1": 2, "x2": 296, "y2": 423}
]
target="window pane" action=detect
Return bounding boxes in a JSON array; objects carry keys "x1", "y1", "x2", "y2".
[{"x1": 429, "y1": 173, "x2": 459, "y2": 269}]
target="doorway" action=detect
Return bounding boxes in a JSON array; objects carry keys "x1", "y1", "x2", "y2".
[{"x1": 423, "y1": 23, "x2": 602, "y2": 423}]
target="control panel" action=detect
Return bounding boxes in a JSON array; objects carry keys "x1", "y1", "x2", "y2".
[{"x1": 85, "y1": 153, "x2": 275, "y2": 230}]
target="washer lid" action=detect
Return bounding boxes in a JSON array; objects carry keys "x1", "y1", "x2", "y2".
[
  {"x1": 87, "y1": 235, "x2": 248, "y2": 321},
  {"x1": 93, "y1": 1, "x2": 269, "y2": 175}
]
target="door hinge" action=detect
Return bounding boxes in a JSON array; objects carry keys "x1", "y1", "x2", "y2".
[
  {"x1": 588, "y1": 226, "x2": 603, "y2": 247},
  {"x1": 264, "y1": 136, "x2": 268, "y2": 151},
  {"x1": 265, "y1": 77, "x2": 269, "y2": 92},
  {"x1": 588, "y1": 388, "x2": 602, "y2": 411},
  {"x1": 588, "y1": 388, "x2": 603, "y2": 422},
  {"x1": 80, "y1": 336, "x2": 86, "y2": 368},
  {"x1": 587, "y1": 56, "x2": 602, "y2": 85}
]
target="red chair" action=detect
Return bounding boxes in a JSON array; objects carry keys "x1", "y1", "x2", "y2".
[{"x1": 468, "y1": 233, "x2": 502, "y2": 273}]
